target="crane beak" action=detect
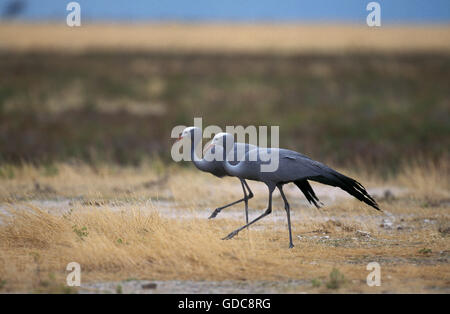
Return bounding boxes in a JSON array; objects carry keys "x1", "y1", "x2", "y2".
[
  {"x1": 203, "y1": 143, "x2": 214, "y2": 154},
  {"x1": 175, "y1": 135, "x2": 183, "y2": 142}
]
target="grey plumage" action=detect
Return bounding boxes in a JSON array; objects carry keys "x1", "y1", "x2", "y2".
[
  {"x1": 212, "y1": 133, "x2": 380, "y2": 248},
  {"x1": 178, "y1": 127, "x2": 257, "y2": 221}
]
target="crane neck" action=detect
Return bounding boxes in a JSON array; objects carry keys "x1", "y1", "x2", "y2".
[
  {"x1": 222, "y1": 142, "x2": 241, "y2": 177},
  {"x1": 190, "y1": 135, "x2": 209, "y2": 172}
]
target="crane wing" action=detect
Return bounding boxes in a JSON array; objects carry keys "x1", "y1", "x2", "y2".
[{"x1": 269, "y1": 149, "x2": 380, "y2": 210}]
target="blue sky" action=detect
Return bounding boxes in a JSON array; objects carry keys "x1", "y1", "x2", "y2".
[{"x1": 1, "y1": 0, "x2": 449, "y2": 23}]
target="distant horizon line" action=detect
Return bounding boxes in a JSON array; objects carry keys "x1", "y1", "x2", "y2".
[{"x1": 2, "y1": 19, "x2": 450, "y2": 26}]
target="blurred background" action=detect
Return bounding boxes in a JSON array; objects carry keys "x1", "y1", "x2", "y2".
[{"x1": 0, "y1": 0, "x2": 449, "y2": 172}]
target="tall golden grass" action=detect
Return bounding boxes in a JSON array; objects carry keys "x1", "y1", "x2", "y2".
[
  {"x1": 1, "y1": 157, "x2": 448, "y2": 204},
  {"x1": 0, "y1": 201, "x2": 448, "y2": 293},
  {"x1": 396, "y1": 158, "x2": 450, "y2": 199}
]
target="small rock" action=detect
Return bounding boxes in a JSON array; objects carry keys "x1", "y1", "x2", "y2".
[
  {"x1": 356, "y1": 230, "x2": 371, "y2": 238},
  {"x1": 380, "y1": 219, "x2": 393, "y2": 229},
  {"x1": 141, "y1": 283, "x2": 157, "y2": 290},
  {"x1": 383, "y1": 189, "x2": 395, "y2": 201}
]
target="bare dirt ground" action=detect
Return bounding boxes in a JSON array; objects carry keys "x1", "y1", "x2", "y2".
[{"x1": 0, "y1": 162, "x2": 448, "y2": 293}]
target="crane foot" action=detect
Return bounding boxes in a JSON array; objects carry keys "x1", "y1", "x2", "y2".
[
  {"x1": 289, "y1": 243, "x2": 294, "y2": 249},
  {"x1": 208, "y1": 209, "x2": 220, "y2": 219},
  {"x1": 222, "y1": 230, "x2": 239, "y2": 240}
]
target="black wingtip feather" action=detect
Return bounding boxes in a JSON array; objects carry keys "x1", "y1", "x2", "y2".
[
  {"x1": 294, "y1": 180, "x2": 321, "y2": 209},
  {"x1": 331, "y1": 173, "x2": 380, "y2": 211},
  {"x1": 303, "y1": 170, "x2": 380, "y2": 211}
]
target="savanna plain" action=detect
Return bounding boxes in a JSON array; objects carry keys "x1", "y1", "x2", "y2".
[{"x1": 0, "y1": 24, "x2": 449, "y2": 293}]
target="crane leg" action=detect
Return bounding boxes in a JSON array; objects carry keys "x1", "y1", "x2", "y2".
[
  {"x1": 242, "y1": 180, "x2": 254, "y2": 223},
  {"x1": 222, "y1": 186, "x2": 274, "y2": 240},
  {"x1": 278, "y1": 185, "x2": 294, "y2": 248},
  {"x1": 243, "y1": 180, "x2": 254, "y2": 198},
  {"x1": 241, "y1": 179, "x2": 250, "y2": 223},
  {"x1": 208, "y1": 179, "x2": 253, "y2": 221}
]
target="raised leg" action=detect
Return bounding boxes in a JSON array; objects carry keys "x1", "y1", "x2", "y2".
[
  {"x1": 209, "y1": 179, "x2": 254, "y2": 220},
  {"x1": 222, "y1": 185, "x2": 274, "y2": 240},
  {"x1": 278, "y1": 185, "x2": 294, "y2": 248}
]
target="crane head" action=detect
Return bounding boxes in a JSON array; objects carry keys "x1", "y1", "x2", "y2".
[
  {"x1": 176, "y1": 126, "x2": 201, "y2": 142},
  {"x1": 209, "y1": 132, "x2": 234, "y2": 153}
]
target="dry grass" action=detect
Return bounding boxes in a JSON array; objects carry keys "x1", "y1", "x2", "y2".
[
  {"x1": 0, "y1": 160, "x2": 449, "y2": 293},
  {"x1": 1, "y1": 23, "x2": 450, "y2": 53},
  {"x1": 2, "y1": 157, "x2": 448, "y2": 205},
  {"x1": 0, "y1": 202, "x2": 448, "y2": 293},
  {"x1": 396, "y1": 158, "x2": 450, "y2": 200}
]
